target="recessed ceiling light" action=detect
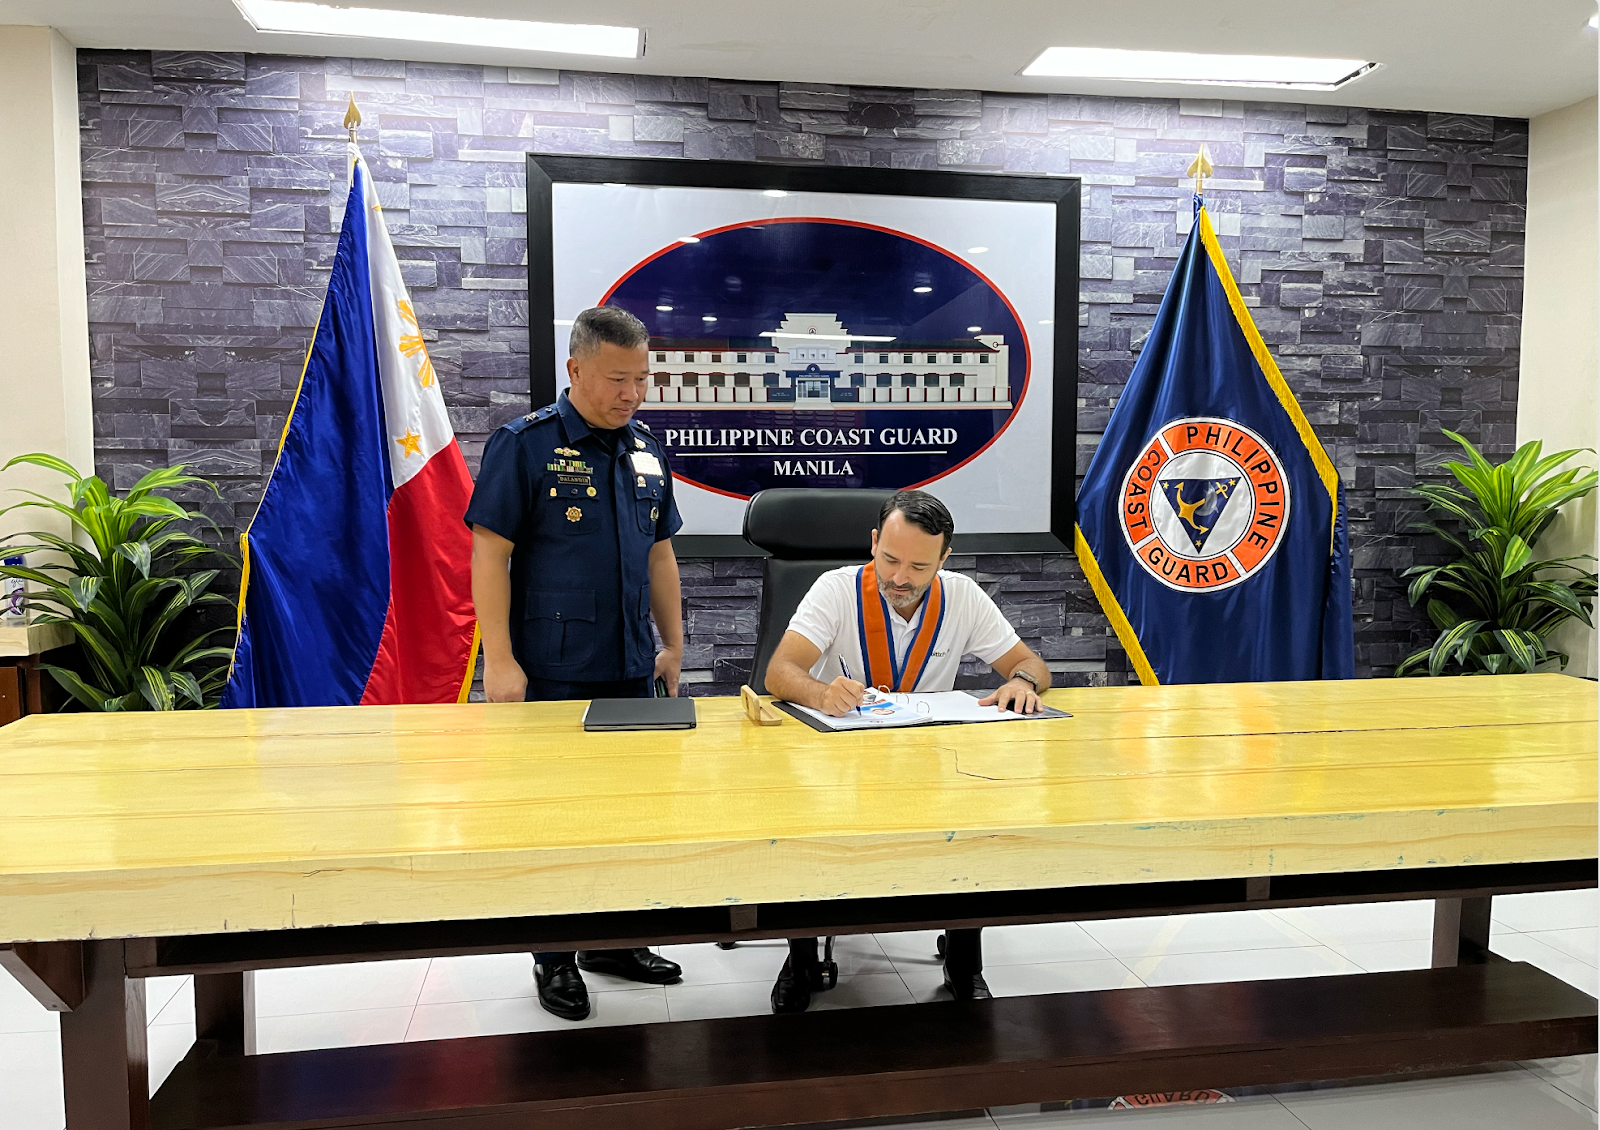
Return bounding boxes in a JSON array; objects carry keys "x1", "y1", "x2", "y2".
[
  {"x1": 762, "y1": 189, "x2": 789, "y2": 198},
  {"x1": 702, "y1": 315, "x2": 717, "y2": 322},
  {"x1": 967, "y1": 246, "x2": 989, "y2": 254},
  {"x1": 913, "y1": 286, "x2": 933, "y2": 294},
  {"x1": 759, "y1": 331, "x2": 896, "y2": 342},
  {"x1": 1021, "y1": 46, "x2": 1376, "y2": 90},
  {"x1": 655, "y1": 305, "x2": 673, "y2": 312},
  {"x1": 967, "y1": 326, "x2": 982, "y2": 332},
  {"x1": 234, "y1": 0, "x2": 642, "y2": 57},
  {"x1": 554, "y1": 318, "x2": 575, "y2": 326},
  {"x1": 677, "y1": 236, "x2": 701, "y2": 244},
  {"x1": 602, "y1": 182, "x2": 626, "y2": 188},
  {"x1": 1038, "y1": 319, "x2": 1054, "y2": 325}
]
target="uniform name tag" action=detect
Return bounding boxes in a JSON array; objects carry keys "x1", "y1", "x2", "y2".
[{"x1": 630, "y1": 451, "x2": 663, "y2": 478}]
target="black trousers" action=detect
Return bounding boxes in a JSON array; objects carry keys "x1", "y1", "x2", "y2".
[
  {"x1": 530, "y1": 675, "x2": 652, "y2": 968},
  {"x1": 788, "y1": 927, "x2": 982, "y2": 975}
]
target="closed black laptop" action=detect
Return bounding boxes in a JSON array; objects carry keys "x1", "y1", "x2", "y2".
[{"x1": 582, "y1": 697, "x2": 697, "y2": 731}]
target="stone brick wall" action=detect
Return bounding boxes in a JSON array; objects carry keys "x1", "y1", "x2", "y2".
[{"x1": 75, "y1": 50, "x2": 1528, "y2": 691}]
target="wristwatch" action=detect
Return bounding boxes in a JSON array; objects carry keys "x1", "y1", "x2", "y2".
[{"x1": 1009, "y1": 668, "x2": 1041, "y2": 692}]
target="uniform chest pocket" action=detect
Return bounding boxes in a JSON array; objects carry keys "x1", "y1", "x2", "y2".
[
  {"x1": 543, "y1": 473, "x2": 599, "y2": 535},
  {"x1": 633, "y1": 475, "x2": 664, "y2": 534}
]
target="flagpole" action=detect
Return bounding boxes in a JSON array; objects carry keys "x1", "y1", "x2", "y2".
[
  {"x1": 1185, "y1": 143, "x2": 1214, "y2": 197},
  {"x1": 344, "y1": 94, "x2": 362, "y2": 185}
]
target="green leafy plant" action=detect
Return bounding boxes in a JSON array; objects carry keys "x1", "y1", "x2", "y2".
[
  {"x1": 1398, "y1": 430, "x2": 1598, "y2": 676},
  {"x1": 0, "y1": 454, "x2": 236, "y2": 710}
]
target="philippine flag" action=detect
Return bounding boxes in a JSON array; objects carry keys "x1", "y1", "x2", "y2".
[{"x1": 221, "y1": 148, "x2": 478, "y2": 708}]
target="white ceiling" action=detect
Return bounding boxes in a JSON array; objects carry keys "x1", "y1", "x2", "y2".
[{"x1": 5, "y1": 0, "x2": 1596, "y2": 118}]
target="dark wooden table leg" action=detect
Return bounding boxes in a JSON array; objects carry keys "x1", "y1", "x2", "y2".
[
  {"x1": 59, "y1": 939, "x2": 149, "y2": 1130},
  {"x1": 1432, "y1": 896, "x2": 1495, "y2": 967},
  {"x1": 194, "y1": 971, "x2": 256, "y2": 1056}
]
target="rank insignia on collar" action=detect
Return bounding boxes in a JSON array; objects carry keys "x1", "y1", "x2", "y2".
[{"x1": 634, "y1": 437, "x2": 646, "y2": 449}]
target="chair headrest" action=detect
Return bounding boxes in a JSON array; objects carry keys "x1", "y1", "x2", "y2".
[{"x1": 742, "y1": 488, "x2": 897, "y2": 559}]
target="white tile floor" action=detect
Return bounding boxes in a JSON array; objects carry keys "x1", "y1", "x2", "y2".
[{"x1": 1, "y1": 891, "x2": 1593, "y2": 1130}]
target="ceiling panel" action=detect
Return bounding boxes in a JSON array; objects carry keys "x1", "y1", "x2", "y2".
[{"x1": 3, "y1": 0, "x2": 1595, "y2": 118}]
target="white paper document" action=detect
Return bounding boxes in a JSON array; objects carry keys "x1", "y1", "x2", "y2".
[{"x1": 783, "y1": 689, "x2": 1068, "y2": 731}]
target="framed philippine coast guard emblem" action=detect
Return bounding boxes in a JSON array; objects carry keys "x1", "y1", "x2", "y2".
[{"x1": 527, "y1": 155, "x2": 1080, "y2": 556}]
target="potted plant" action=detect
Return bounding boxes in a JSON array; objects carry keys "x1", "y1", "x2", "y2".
[
  {"x1": 1398, "y1": 430, "x2": 1597, "y2": 676},
  {"x1": 0, "y1": 454, "x2": 236, "y2": 710}
]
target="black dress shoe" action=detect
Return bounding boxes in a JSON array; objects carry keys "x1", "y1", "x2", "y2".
[
  {"x1": 771, "y1": 955, "x2": 815, "y2": 1014},
  {"x1": 576, "y1": 947, "x2": 683, "y2": 985},
  {"x1": 535, "y1": 961, "x2": 591, "y2": 1021},
  {"x1": 943, "y1": 966, "x2": 992, "y2": 1001}
]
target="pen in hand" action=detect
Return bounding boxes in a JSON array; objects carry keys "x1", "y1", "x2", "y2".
[{"x1": 838, "y1": 656, "x2": 864, "y2": 714}]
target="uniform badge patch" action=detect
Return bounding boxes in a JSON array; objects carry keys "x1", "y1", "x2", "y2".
[
  {"x1": 565, "y1": 506, "x2": 582, "y2": 523},
  {"x1": 1119, "y1": 416, "x2": 1290, "y2": 593}
]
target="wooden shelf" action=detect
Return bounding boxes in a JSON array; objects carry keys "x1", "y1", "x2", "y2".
[
  {"x1": 147, "y1": 962, "x2": 1597, "y2": 1130},
  {"x1": 0, "y1": 620, "x2": 72, "y2": 658}
]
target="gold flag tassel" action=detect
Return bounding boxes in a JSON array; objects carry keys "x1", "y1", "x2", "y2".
[{"x1": 1186, "y1": 143, "x2": 1214, "y2": 196}]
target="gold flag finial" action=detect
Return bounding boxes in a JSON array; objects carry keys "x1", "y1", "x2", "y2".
[
  {"x1": 343, "y1": 94, "x2": 362, "y2": 140},
  {"x1": 1185, "y1": 144, "x2": 1214, "y2": 196}
]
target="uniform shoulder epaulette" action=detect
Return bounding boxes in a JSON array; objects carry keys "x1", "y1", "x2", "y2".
[{"x1": 503, "y1": 404, "x2": 557, "y2": 434}]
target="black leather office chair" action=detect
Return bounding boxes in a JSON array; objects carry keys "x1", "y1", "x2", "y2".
[
  {"x1": 731, "y1": 488, "x2": 895, "y2": 966},
  {"x1": 743, "y1": 488, "x2": 895, "y2": 695}
]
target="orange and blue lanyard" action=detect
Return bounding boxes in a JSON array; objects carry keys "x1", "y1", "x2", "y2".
[{"x1": 855, "y1": 561, "x2": 946, "y2": 692}]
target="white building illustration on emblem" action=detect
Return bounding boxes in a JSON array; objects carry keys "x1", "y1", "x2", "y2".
[{"x1": 643, "y1": 313, "x2": 1012, "y2": 409}]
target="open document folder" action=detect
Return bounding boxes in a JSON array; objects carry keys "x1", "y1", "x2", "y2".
[{"x1": 778, "y1": 689, "x2": 1071, "y2": 732}]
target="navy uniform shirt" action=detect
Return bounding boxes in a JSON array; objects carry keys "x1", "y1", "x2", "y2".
[{"x1": 464, "y1": 392, "x2": 682, "y2": 682}]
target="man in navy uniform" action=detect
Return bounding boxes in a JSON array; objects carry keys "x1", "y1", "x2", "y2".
[{"x1": 466, "y1": 305, "x2": 685, "y2": 1021}]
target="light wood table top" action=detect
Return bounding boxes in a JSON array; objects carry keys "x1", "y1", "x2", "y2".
[{"x1": 0, "y1": 675, "x2": 1594, "y2": 943}]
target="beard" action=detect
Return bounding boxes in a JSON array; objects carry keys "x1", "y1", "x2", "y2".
[{"x1": 878, "y1": 576, "x2": 929, "y2": 612}]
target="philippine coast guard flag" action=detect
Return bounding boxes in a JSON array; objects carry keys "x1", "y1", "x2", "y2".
[
  {"x1": 1075, "y1": 199, "x2": 1353, "y2": 685},
  {"x1": 222, "y1": 148, "x2": 478, "y2": 708}
]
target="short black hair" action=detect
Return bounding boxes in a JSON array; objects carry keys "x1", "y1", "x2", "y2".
[
  {"x1": 569, "y1": 305, "x2": 649, "y2": 358},
  {"x1": 878, "y1": 489, "x2": 955, "y2": 553}
]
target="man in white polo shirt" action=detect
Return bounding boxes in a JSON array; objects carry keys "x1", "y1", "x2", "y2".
[{"x1": 763, "y1": 489, "x2": 1051, "y2": 1012}]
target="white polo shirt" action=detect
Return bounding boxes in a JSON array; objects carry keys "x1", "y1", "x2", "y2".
[{"x1": 785, "y1": 566, "x2": 1022, "y2": 692}]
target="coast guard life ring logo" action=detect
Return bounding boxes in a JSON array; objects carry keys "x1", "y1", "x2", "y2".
[{"x1": 1118, "y1": 416, "x2": 1291, "y2": 593}]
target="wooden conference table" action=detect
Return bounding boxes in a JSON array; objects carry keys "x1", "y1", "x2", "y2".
[{"x1": 0, "y1": 675, "x2": 1595, "y2": 1129}]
